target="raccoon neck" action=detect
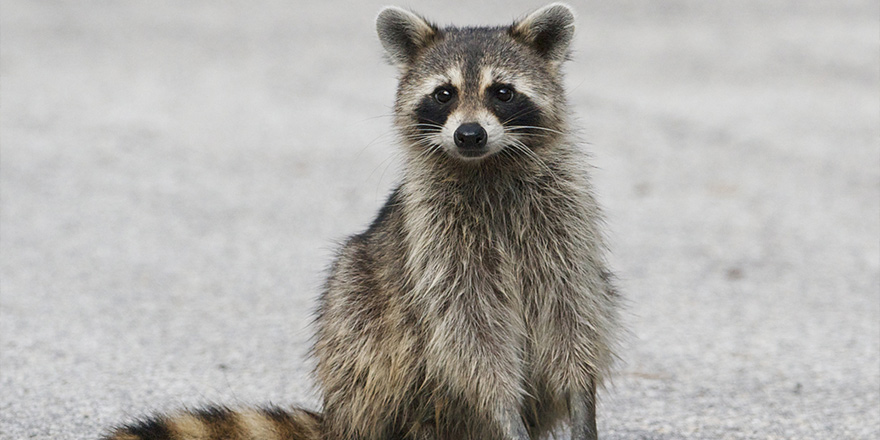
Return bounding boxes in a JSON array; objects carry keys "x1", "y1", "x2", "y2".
[
  {"x1": 397, "y1": 139, "x2": 594, "y2": 244},
  {"x1": 395, "y1": 139, "x2": 606, "y2": 298},
  {"x1": 400, "y1": 141, "x2": 578, "y2": 196}
]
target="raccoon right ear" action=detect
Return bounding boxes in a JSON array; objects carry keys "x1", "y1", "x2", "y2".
[{"x1": 376, "y1": 6, "x2": 439, "y2": 68}]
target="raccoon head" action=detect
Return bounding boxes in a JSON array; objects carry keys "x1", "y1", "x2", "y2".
[{"x1": 377, "y1": 3, "x2": 575, "y2": 164}]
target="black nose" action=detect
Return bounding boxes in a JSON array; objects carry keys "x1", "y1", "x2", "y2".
[{"x1": 453, "y1": 123, "x2": 488, "y2": 151}]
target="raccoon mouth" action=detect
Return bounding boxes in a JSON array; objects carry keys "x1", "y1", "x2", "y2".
[{"x1": 455, "y1": 148, "x2": 492, "y2": 160}]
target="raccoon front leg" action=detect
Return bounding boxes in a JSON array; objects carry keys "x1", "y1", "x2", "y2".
[
  {"x1": 432, "y1": 342, "x2": 532, "y2": 440},
  {"x1": 422, "y1": 306, "x2": 530, "y2": 439},
  {"x1": 494, "y1": 406, "x2": 531, "y2": 440},
  {"x1": 569, "y1": 381, "x2": 598, "y2": 440}
]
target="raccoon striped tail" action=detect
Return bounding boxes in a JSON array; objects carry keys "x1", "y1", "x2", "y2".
[{"x1": 103, "y1": 405, "x2": 322, "y2": 440}]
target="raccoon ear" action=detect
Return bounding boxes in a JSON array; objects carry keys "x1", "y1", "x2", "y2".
[
  {"x1": 376, "y1": 6, "x2": 439, "y2": 68},
  {"x1": 510, "y1": 3, "x2": 576, "y2": 64}
]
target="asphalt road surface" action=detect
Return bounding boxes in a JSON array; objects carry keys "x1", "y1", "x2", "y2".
[{"x1": 2, "y1": 1, "x2": 878, "y2": 439}]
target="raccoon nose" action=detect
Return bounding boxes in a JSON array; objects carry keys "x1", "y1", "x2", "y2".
[{"x1": 454, "y1": 123, "x2": 488, "y2": 151}]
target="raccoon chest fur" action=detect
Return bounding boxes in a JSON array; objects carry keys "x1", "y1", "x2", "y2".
[{"x1": 397, "y1": 166, "x2": 615, "y2": 408}]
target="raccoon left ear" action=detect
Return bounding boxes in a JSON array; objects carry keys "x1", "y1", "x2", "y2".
[
  {"x1": 510, "y1": 3, "x2": 576, "y2": 65},
  {"x1": 376, "y1": 6, "x2": 440, "y2": 68}
]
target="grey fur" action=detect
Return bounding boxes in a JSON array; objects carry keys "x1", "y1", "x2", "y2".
[
  {"x1": 315, "y1": 3, "x2": 621, "y2": 439},
  {"x1": 102, "y1": 4, "x2": 621, "y2": 440},
  {"x1": 511, "y1": 3, "x2": 576, "y2": 65},
  {"x1": 376, "y1": 6, "x2": 440, "y2": 68}
]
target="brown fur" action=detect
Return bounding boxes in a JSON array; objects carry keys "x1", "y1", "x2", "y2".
[
  {"x1": 103, "y1": 4, "x2": 621, "y2": 440},
  {"x1": 103, "y1": 406, "x2": 321, "y2": 440}
]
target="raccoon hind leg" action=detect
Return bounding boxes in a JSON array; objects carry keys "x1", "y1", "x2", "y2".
[{"x1": 569, "y1": 382, "x2": 598, "y2": 440}]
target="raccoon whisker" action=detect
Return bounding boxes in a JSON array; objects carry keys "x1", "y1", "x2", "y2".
[
  {"x1": 410, "y1": 143, "x2": 445, "y2": 167},
  {"x1": 505, "y1": 131, "x2": 558, "y2": 143},
  {"x1": 497, "y1": 145, "x2": 521, "y2": 170},
  {"x1": 401, "y1": 132, "x2": 442, "y2": 141},
  {"x1": 507, "y1": 139, "x2": 562, "y2": 188},
  {"x1": 368, "y1": 150, "x2": 399, "y2": 184},
  {"x1": 512, "y1": 140, "x2": 554, "y2": 174},
  {"x1": 356, "y1": 131, "x2": 401, "y2": 158},
  {"x1": 402, "y1": 127, "x2": 439, "y2": 133},
  {"x1": 384, "y1": 139, "x2": 440, "y2": 187},
  {"x1": 399, "y1": 126, "x2": 444, "y2": 137},
  {"x1": 400, "y1": 133, "x2": 443, "y2": 146},
  {"x1": 501, "y1": 108, "x2": 533, "y2": 124},
  {"x1": 358, "y1": 112, "x2": 397, "y2": 123},
  {"x1": 404, "y1": 135, "x2": 444, "y2": 155},
  {"x1": 402, "y1": 137, "x2": 437, "y2": 146},
  {"x1": 501, "y1": 107, "x2": 543, "y2": 125},
  {"x1": 412, "y1": 117, "x2": 446, "y2": 127},
  {"x1": 414, "y1": 143, "x2": 442, "y2": 155},
  {"x1": 506, "y1": 141, "x2": 542, "y2": 170},
  {"x1": 403, "y1": 125, "x2": 444, "y2": 132},
  {"x1": 407, "y1": 136, "x2": 442, "y2": 147},
  {"x1": 506, "y1": 125, "x2": 566, "y2": 136}
]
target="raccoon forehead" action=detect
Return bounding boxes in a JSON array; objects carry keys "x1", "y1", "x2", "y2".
[
  {"x1": 478, "y1": 66, "x2": 550, "y2": 107},
  {"x1": 405, "y1": 27, "x2": 554, "y2": 88},
  {"x1": 410, "y1": 67, "x2": 465, "y2": 96}
]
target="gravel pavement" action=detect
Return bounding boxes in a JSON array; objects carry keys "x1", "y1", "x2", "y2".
[{"x1": 2, "y1": 1, "x2": 878, "y2": 439}]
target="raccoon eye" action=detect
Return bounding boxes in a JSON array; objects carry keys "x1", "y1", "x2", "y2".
[
  {"x1": 495, "y1": 87, "x2": 514, "y2": 102},
  {"x1": 434, "y1": 88, "x2": 453, "y2": 104}
]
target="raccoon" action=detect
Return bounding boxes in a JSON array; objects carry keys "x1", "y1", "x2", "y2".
[{"x1": 103, "y1": 3, "x2": 621, "y2": 440}]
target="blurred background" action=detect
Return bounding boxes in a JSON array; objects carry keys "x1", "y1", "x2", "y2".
[{"x1": 1, "y1": 1, "x2": 877, "y2": 438}]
